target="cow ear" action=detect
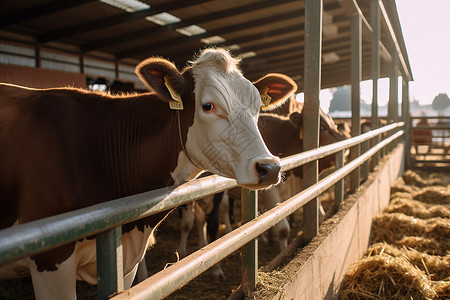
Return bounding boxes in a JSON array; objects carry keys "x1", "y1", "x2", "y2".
[
  {"x1": 288, "y1": 111, "x2": 303, "y2": 130},
  {"x1": 135, "y1": 57, "x2": 185, "y2": 103},
  {"x1": 253, "y1": 73, "x2": 297, "y2": 111}
]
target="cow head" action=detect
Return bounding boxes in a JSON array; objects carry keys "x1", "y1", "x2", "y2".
[
  {"x1": 289, "y1": 109, "x2": 347, "y2": 172},
  {"x1": 136, "y1": 48, "x2": 297, "y2": 189}
]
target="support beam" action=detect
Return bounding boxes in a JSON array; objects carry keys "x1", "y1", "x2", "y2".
[
  {"x1": 302, "y1": 0, "x2": 322, "y2": 241},
  {"x1": 379, "y1": 1, "x2": 412, "y2": 81},
  {"x1": 402, "y1": 79, "x2": 411, "y2": 169},
  {"x1": 350, "y1": 13, "x2": 361, "y2": 193},
  {"x1": 370, "y1": 0, "x2": 381, "y2": 168},
  {"x1": 241, "y1": 188, "x2": 258, "y2": 293},
  {"x1": 0, "y1": 0, "x2": 96, "y2": 28}
]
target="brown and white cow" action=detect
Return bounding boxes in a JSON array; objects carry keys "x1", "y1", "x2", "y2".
[{"x1": 0, "y1": 48, "x2": 297, "y2": 299}]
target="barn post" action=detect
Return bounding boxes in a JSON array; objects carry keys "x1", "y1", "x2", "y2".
[
  {"x1": 387, "y1": 48, "x2": 398, "y2": 152},
  {"x1": 370, "y1": 0, "x2": 381, "y2": 169},
  {"x1": 350, "y1": 13, "x2": 362, "y2": 193},
  {"x1": 96, "y1": 226, "x2": 124, "y2": 300},
  {"x1": 334, "y1": 150, "x2": 345, "y2": 206},
  {"x1": 402, "y1": 78, "x2": 411, "y2": 169},
  {"x1": 302, "y1": 0, "x2": 322, "y2": 241},
  {"x1": 241, "y1": 188, "x2": 258, "y2": 293}
]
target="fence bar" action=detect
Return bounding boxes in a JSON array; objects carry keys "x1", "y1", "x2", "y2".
[
  {"x1": 240, "y1": 188, "x2": 258, "y2": 292},
  {"x1": 112, "y1": 130, "x2": 405, "y2": 300},
  {"x1": 334, "y1": 150, "x2": 344, "y2": 206},
  {"x1": 97, "y1": 226, "x2": 124, "y2": 300},
  {"x1": 370, "y1": 0, "x2": 380, "y2": 168},
  {"x1": 0, "y1": 123, "x2": 404, "y2": 267},
  {"x1": 302, "y1": 0, "x2": 322, "y2": 241},
  {"x1": 350, "y1": 13, "x2": 361, "y2": 193}
]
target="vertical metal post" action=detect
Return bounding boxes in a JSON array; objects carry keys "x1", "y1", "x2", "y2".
[
  {"x1": 334, "y1": 150, "x2": 344, "y2": 206},
  {"x1": 388, "y1": 50, "x2": 398, "y2": 124},
  {"x1": 97, "y1": 226, "x2": 124, "y2": 300},
  {"x1": 302, "y1": 0, "x2": 322, "y2": 241},
  {"x1": 387, "y1": 49, "x2": 398, "y2": 152},
  {"x1": 370, "y1": 0, "x2": 381, "y2": 169},
  {"x1": 350, "y1": 13, "x2": 361, "y2": 193},
  {"x1": 241, "y1": 188, "x2": 258, "y2": 293},
  {"x1": 402, "y1": 78, "x2": 411, "y2": 169}
]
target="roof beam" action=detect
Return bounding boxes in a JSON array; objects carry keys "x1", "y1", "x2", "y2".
[
  {"x1": 38, "y1": 0, "x2": 213, "y2": 44},
  {"x1": 0, "y1": 0, "x2": 97, "y2": 28},
  {"x1": 82, "y1": 0, "x2": 297, "y2": 52},
  {"x1": 116, "y1": 9, "x2": 306, "y2": 59}
]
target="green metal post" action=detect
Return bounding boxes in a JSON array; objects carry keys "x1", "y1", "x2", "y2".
[
  {"x1": 241, "y1": 188, "x2": 258, "y2": 293},
  {"x1": 350, "y1": 13, "x2": 361, "y2": 193},
  {"x1": 97, "y1": 226, "x2": 124, "y2": 300},
  {"x1": 334, "y1": 150, "x2": 344, "y2": 206},
  {"x1": 370, "y1": 0, "x2": 380, "y2": 169},
  {"x1": 302, "y1": 0, "x2": 322, "y2": 241},
  {"x1": 402, "y1": 79, "x2": 411, "y2": 169}
]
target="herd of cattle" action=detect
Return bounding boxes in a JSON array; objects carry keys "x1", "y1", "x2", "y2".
[{"x1": 0, "y1": 48, "x2": 426, "y2": 299}]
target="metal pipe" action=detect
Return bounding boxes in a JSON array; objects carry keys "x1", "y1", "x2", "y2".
[
  {"x1": 350, "y1": 13, "x2": 361, "y2": 193},
  {"x1": 97, "y1": 227, "x2": 124, "y2": 300},
  {"x1": 302, "y1": 0, "x2": 322, "y2": 241},
  {"x1": 240, "y1": 188, "x2": 258, "y2": 291},
  {"x1": 112, "y1": 130, "x2": 405, "y2": 300},
  {"x1": 334, "y1": 150, "x2": 345, "y2": 206},
  {"x1": 371, "y1": 0, "x2": 381, "y2": 168}
]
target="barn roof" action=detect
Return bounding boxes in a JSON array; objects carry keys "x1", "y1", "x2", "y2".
[{"x1": 0, "y1": 0, "x2": 412, "y2": 91}]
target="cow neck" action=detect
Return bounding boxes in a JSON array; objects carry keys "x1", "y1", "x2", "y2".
[{"x1": 98, "y1": 93, "x2": 197, "y2": 198}]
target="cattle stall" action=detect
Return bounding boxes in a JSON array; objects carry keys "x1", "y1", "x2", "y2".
[
  {"x1": 409, "y1": 116, "x2": 450, "y2": 168},
  {"x1": 0, "y1": 0, "x2": 416, "y2": 299}
]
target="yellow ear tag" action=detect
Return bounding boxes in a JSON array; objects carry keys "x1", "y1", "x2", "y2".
[
  {"x1": 260, "y1": 87, "x2": 272, "y2": 111},
  {"x1": 164, "y1": 76, "x2": 183, "y2": 110}
]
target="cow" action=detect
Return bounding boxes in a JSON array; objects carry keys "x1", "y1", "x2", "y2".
[
  {"x1": 412, "y1": 118, "x2": 433, "y2": 154},
  {"x1": 176, "y1": 99, "x2": 347, "y2": 274},
  {"x1": 0, "y1": 48, "x2": 297, "y2": 299}
]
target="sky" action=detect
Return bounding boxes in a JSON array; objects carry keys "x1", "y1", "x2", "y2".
[{"x1": 298, "y1": 0, "x2": 450, "y2": 113}]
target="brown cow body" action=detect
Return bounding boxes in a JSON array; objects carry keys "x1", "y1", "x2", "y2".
[{"x1": 0, "y1": 48, "x2": 297, "y2": 299}]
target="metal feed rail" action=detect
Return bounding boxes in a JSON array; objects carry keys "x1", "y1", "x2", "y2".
[{"x1": 0, "y1": 122, "x2": 404, "y2": 299}]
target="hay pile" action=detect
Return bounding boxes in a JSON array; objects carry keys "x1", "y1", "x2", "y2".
[{"x1": 340, "y1": 170, "x2": 450, "y2": 299}]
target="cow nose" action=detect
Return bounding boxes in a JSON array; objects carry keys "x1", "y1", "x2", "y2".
[{"x1": 256, "y1": 162, "x2": 281, "y2": 184}]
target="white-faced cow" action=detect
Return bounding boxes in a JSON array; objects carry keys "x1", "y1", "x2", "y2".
[
  {"x1": 177, "y1": 97, "x2": 347, "y2": 272},
  {"x1": 0, "y1": 48, "x2": 297, "y2": 299}
]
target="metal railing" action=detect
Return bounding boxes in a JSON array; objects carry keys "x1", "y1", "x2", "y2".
[
  {"x1": 0, "y1": 122, "x2": 404, "y2": 299},
  {"x1": 410, "y1": 116, "x2": 450, "y2": 167}
]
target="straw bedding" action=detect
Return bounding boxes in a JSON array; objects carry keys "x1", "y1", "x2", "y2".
[{"x1": 339, "y1": 170, "x2": 450, "y2": 300}]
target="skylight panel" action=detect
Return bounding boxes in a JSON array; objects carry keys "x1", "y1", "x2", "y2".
[
  {"x1": 176, "y1": 25, "x2": 206, "y2": 37},
  {"x1": 200, "y1": 35, "x2": 226, "y2": 44},
  {"x1": 226, "y1": 44, "x2": 241, "y2": 51},
  {"x1": 238, "y1": 51, "x2": 256, "y2": 59},
  {"x1": 146, "y1": 12, "x2": 181, "y2": 26},
  {"x1": 100, "y1": 0, "x2": 150, "y2": 13}
]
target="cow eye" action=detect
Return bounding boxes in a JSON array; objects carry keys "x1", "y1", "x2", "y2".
[{"x1": 202, "y1": 102, "x2": 214, "y2": 112}]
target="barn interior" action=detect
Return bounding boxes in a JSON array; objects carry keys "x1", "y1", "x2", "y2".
[{"x1": 0, "y1": 0, "x2": 412, "y2": 92}]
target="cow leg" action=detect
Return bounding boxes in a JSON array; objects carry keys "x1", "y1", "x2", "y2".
[
  {"x1": 220, "y1": 191, "x2": 233, "y2": 233},
  {"x1": 206, "y1": 192, "x2": 223, "y2": 242},
  {"x1": 178, "y1": 203, "x2": 195, "y2": 258},
  {"x1": 194, "y1": 202, "x2": 207, "y2": 249},
  {"x1": 259, "y1": 189, "x2": 290, "y2": 249},
  {"x1": 28, "y1": 254, "x2": 77, "y2": 300}
]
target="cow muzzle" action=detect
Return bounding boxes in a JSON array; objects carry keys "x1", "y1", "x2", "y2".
[{"x1": 256, "y1": 162, "x2": 281, "y2": 185}]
